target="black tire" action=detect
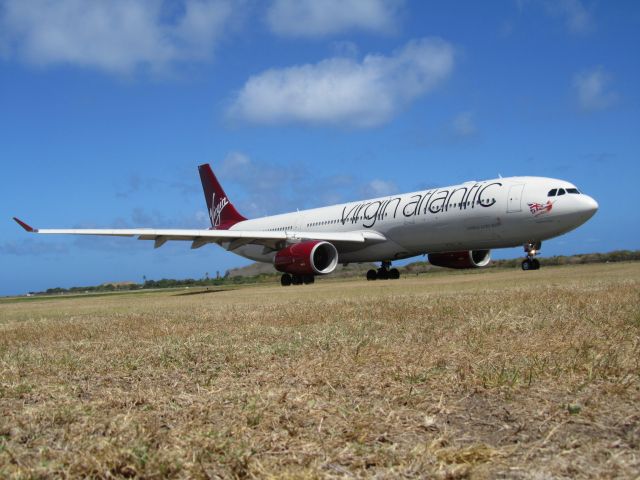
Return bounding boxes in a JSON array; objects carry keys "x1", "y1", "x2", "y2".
[
  {"x1": 366, "y1": 269, "x2": 377, "y2": 281},
  {"x1": 291, "y1": 275, "x2": 303, "y2": 285},
  {"x1": 389, "y1": 268, "x2": 400, "y2": 280},
  {"x1": 521, "y1": 259, "x2": 530, "y2": 271},
  {"x1": 281, "y1": 274, "x2": 292, "y2": 286},
  {"x1": 303, "y1": 275, "x2": 315, "y2": 284},
  {"x1": 531, "y1": 258, "x2": 540, "y2": 270},
  {"x1": 377, "y1": 268, "x2": 389, "y2": 280}
]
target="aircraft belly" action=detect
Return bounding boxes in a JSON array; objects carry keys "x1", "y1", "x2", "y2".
[
  {"x1": 231, "y1": 244, "x2": 275, "y2": 263},
  {"x1": 337, "y1": 240, "x2": 413, "y2": 263},
  {"x1": 384, "y1": 214, "x2": 505, "y2": 253}
]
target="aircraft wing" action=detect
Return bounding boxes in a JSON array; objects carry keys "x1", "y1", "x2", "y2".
[{"x1": 12, "y1": 217, "x2": 386, "y2": 251}]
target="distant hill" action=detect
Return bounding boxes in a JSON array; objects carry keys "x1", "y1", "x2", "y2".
[
  {"x1": 226, "y1": 263, "x2": 278, "y2": 277},
  {"x1": 226, "y1": 262, "x2": 375, "y2": 278},
  {"x1": 101, "y1": 281, "x2": 137, "y2": 288}
]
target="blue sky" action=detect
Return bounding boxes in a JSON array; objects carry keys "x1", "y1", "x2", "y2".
[{"x1": 1, "y1": 0, "x2": 639, "y2": 295}]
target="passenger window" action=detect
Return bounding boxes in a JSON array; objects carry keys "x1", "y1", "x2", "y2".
[
  {"x1": 557, "y1": 188, "x2": 566, "y2": 196},
  {"x1": 548, "y1": 189, "x2": 557, "y2": 196}
]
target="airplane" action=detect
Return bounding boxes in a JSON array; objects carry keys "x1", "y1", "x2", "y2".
[{"x1": 13, "y1": 164, "x2": 598, "y2": 286}]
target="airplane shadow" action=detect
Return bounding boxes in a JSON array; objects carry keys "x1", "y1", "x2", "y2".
[{"x1": 173, "y1": 288, "x2": 234, "y2": 297}]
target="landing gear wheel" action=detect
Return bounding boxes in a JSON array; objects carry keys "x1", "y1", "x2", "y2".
[
  {"x1": 522, "y1": 242, "x2": 542, "y2": 272},
  {"x1": 377, "y1": 268, "x2": 389, "y2": 280},
  {"x1": 389, "y1": 268, "x2": 400, "y2": 280},
  {"x1": 366, "y1": 269, "x2": 377, "y2": 281},
  {"x1": 291, "y1": 274, "x2": 303, "y2": 285},
  {"x1": 302, "y1": 275, "x2": 315, "y2": 284},
  {"x1": 281, "y1": 274, "x2": 292, "y2": 286}
]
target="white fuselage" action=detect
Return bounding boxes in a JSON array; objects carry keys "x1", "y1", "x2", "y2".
[{"x1": 227, "y1": 176, "x2": 598, "y2": 264}]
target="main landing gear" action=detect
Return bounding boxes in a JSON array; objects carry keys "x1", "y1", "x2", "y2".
[
  {"x1": 280, "y1": 273, "x2": 315, "y2": 286},
  {"x1": 366, "y1": 261, "x2": 400, "y2": 281},
  {"x1": 521, "y1": 242, "x2": 541, "y2": 271}
]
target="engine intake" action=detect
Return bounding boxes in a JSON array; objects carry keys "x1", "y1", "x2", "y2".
[
  {"x1": 274, "y1": 241, "x2": 338, "y2": 275},
  {"x1": 428, "y1": 250, "x2": 491, "y2": 269}
]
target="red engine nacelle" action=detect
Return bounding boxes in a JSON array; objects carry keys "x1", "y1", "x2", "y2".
[
  {"x1": 428, "y1": 250, "x2": 491, "y2": 269},
  {"x1": 274, "y1": 241, "x2": 338, "y2": 275}
]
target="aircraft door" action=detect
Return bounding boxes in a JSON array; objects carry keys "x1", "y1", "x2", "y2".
[{"x1": 507, "y1": 184, "x2": 525, "y2": 213}]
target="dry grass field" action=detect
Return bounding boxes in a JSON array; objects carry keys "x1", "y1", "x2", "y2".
[{"x1": 1, "y1": 263, "x2": 639, "y2": 479}]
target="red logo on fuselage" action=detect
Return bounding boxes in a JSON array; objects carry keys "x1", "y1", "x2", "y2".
[{"x1": 528, "y1": 200, "x2": 553, "y2": 216}]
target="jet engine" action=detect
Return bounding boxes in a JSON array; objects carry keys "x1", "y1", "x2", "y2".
[
  {"x1": 428, "y1": 250, "x2": 491, "y2": 269},
  {"x1": 274, "y1": 241, "x2": 338, "y2": 275}
]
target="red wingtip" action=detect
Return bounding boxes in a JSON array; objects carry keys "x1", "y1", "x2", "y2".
[{"x1": 13, "y1": 217, "x2": 36, "y2": 232}]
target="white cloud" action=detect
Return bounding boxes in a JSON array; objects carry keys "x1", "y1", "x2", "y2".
[
  {"x1": 220, "y1": 151, "x2": 252, "y2": 171},
  {"x1": 362, "y1": 179, "x2": 398, "y2": 198},
  {"x1": 228, "y1": 37, "x2": 455, "y2": 128},
  {"x1": 0, "y1": 0, "x2": 233, "y2": 75},
  {"x1": 0, "y1": 239, "x2": 69, "y2": 256},
  {"x1": 544, "y1": 0, "x2": 594, "y2": 34},
  {"x1": 215, "y1": 152, "x2": 398, "y2": 216},
  {"x1": 217, "y1": 152, "x2": 308, "y2": 215},
  {"x1": 331, "y1": 40, "x2": 360, "y2": 58},
  {"x1": 451, "y1": 111, "x2": 477, "y2": 137},
  {"x1": 266, "y1": 0, "x2": 403, "y2": 37},
  {"x1": 573, "y1": 67, "x2": 618, "y2": 111}
]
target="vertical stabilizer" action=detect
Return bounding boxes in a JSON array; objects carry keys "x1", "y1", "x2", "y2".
[{"x1": 198, "y1": 164, "x2": 247, "y2": 230}]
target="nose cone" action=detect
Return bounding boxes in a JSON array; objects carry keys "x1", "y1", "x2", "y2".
[
  {"x1": 582, "y1": 195, "x2": 599, "y2": 216},
  {"x1": 577, "y1": 195, "x2": 598, "y2": 223}
]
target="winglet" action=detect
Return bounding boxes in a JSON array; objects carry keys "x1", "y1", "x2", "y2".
[{"x1": 13, "y1": 217, "x2": 37, "y2": 233}]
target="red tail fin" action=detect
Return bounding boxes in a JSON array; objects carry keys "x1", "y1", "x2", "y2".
[{"x1": 198, "y1": 164, "x2": 247, "y2": 230}]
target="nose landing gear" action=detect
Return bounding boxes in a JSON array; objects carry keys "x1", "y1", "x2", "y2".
[
  {"x1": 366, "y1": 261, "x2": 400, "y2": 280},
  {"x1": 522, "y1": 242, "x2": 541, "y2": 271}
]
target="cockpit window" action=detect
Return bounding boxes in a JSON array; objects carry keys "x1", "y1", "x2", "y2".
[
  {"x1": 557, "y1": 188, "x2": 566, "y2": 196},
  {"x1": 548, "y1": 188, "x2": 557, "y2": 197},
  {"x1": 566, "y1": 188, "x2": 580, "y2": 194}
]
